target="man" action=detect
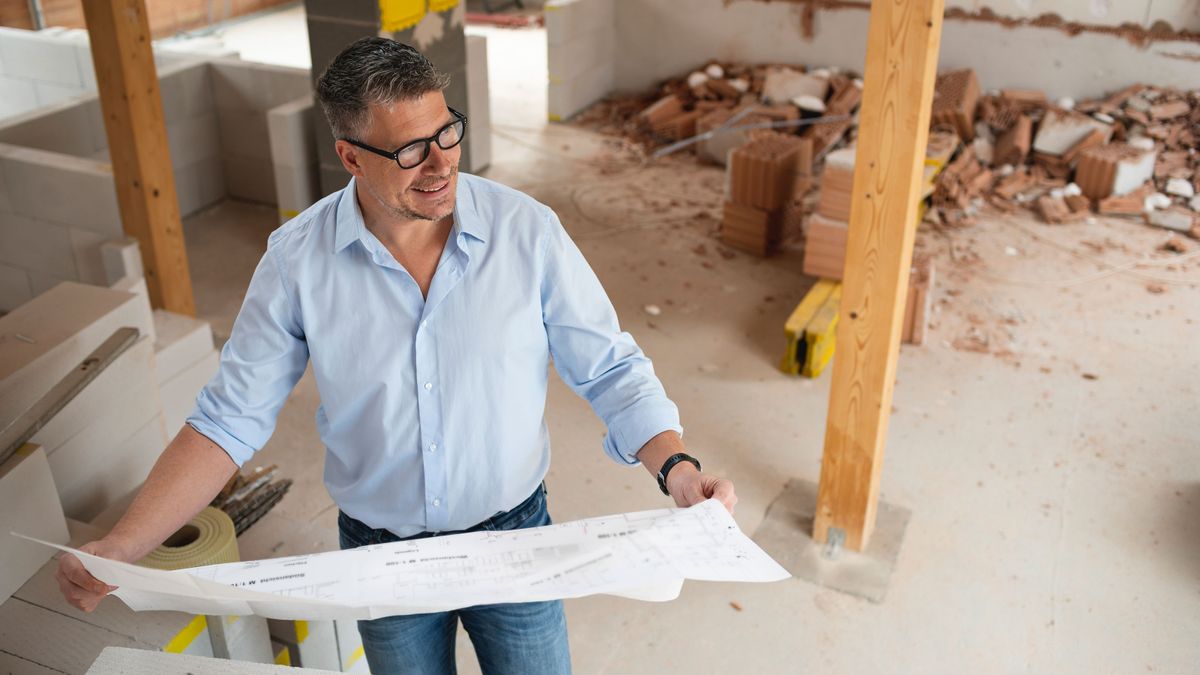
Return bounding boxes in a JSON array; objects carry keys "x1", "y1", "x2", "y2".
[{"x1": 57, "y1": 38, "x2": 736, "y2": 674}]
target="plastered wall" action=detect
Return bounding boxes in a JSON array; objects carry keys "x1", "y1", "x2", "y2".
[{"x1": 610, "y1": 0, "x2": 1200, "y2": 99}]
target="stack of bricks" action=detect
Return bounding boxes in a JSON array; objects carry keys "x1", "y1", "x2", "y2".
[
  {"x1": 803, "y1": 146, "x2": 856, "y2": 279},
  {"x1": 900, "y1": 254, "x2": 935, "y2": 345},
  {"x1": 722, "y1": 132, "x2": 812, "y2": 256},
  {"x1": 930, "y1": 69, "x2": 980, "y2": 141}
]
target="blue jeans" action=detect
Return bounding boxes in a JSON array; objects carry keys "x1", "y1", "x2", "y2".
[{"x1": 338, "y1": 485, "x2": 572, "y2": 675}]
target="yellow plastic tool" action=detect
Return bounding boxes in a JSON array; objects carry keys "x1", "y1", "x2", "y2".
[{"x1": 780, "y1": 279, "x2": 838, "y2": 376}]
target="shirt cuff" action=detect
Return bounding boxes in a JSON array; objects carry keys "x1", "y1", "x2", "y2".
[
  {"x1": 603, "y1": 399, "x2": 683, "y2": 465},
  {"x1": 185, "y1": 408, "x2": 256, "y2": 468}
]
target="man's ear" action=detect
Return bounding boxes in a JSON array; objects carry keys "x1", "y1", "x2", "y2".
[{"x1": 334, "y1": 140, "x2": 366, "y2": 178}]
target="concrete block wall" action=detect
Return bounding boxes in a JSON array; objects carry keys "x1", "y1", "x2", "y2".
[
  {"x1": 268, "y1": 95, "x2": 321, "y2": 223},
  {"x1": 211, "y1": 58, "x2": 313, "y2": 205},
  {"x1": 465, "y1": 35, "x2": 491, "y2": 173},
  {"x1": 0, "y1": 26, "x2": 235, "y2": 124},
  {"x1": 545, "y1": 0, "x2": 615, "y2": 121},
  {"x1": 304, "y1": 0, "x2": 477, "y2": 196},
  {"x1": 0, "y1": 58, "x2": 316, "y2": 314}
]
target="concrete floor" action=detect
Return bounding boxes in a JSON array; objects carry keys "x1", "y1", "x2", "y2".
[{"x1": 182, "y1": 14, "x2": 1200, "y2": 675}]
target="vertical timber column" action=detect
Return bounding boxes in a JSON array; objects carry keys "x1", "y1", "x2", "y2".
[
  {"x1": 813, "y1": 0, "x2": 944, "y2": 552},
  {"x1": 82, "y1": 0, "x2": 195, "y2": 315}
]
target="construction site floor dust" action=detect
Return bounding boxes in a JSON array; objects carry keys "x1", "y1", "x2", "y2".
[{"x1": 178, "y1": 19, "x2": 1200, "y2": 675}]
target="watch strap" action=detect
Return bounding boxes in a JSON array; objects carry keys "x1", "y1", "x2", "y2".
[{"x1": 656, "y1": 453, "x2": 701, "y2": 496}]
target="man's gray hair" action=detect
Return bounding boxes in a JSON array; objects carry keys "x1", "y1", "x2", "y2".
[{"x1": 316, "y1": 37, "x2": 450, "y2": 141}]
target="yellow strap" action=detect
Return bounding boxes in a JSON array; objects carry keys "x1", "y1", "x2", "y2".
[
  {"x1": 295, "y1": 620, "x2": 309, "y2": 643},
  {"x1": 165, "y1": 615, "x2": 207, "y2": 654},
  {"x1": 275, "y1": 645, "x2": 292, "y2": 666}
]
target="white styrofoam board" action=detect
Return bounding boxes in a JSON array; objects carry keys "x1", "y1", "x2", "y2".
[
  {"x1": 160, "y1": 350, "x2": 218, "y2": 435},
  {"x1": 0, "y1": 143, "x2": 122, "y2": 237},
  {"x1": 0, "y1": 445, "x2": 69, "y2": 604},
  {"x1": 0, "y1": 281, "x2": 155, "y2": 438}
]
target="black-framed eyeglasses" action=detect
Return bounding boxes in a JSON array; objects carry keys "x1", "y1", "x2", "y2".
[{"x1": 341, "y1": 108, "x2": 468, "y2": 170}]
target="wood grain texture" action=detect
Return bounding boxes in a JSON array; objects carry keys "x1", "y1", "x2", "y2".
[
  {"x1": 83, "y1": 0, "x2": 195, "y2": 314},
  {"x1": 813, "y1": 0, "x2": 945, "y2": 552}
]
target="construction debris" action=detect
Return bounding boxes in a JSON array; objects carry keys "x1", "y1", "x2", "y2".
[
  {"x1": 721, "y1": 131, "x2": 812, "y2": 256},
  {"x1": 212, "y1": 464, "x2": 293, "y2": 536}
]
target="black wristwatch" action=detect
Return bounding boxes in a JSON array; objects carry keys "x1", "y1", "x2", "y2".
[{"x1": 657, "y1": 453, "x2": 701, "y2": 496}]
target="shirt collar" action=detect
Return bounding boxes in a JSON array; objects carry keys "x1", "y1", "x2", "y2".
[{"x1": 334, "y1": 174, "x2": 488, "y2": 253}]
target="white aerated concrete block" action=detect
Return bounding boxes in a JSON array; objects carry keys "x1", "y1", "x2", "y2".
[
  {"x1": 0, "y1": 213, "x2": 77, "y2": 280},
  {"x1": 0, "y1": 445, "x2": 69, "y2": 604},
  {"x1": 0, "y1": 28, "x2": 84, "y2": 87},
  {"x1": 156, "y1": 62, "x2": 213, "y2": 123},
  {"x1": 0, "y1": 77, "x2": 38, "y2": 117},
  {"x1": 167, "y1": 112, "x2": 221, "y2": 168},
  {"x1": 0, "y1": 100, "x2": 101, "y2": 155},
  {"x1": 99, "y1": 238, "x2": 143, "y2": 286},
  {"x1": 211, "y1": 59, "x2": 312, "y2": 113},
  {"x1": 160, "y1": 350, "x2": 217, "y2": 436},
  {"x1": 466, "y1": 35, "x2": 491, "y2": 173},
  {"x1": 0, "y1": 281, "x2": 155, "y2": 427},
  {"x1": 0, "y1": 262, "x2": 32, "y2": 312},
  {"x1": 1033, "y1": 108, "x2": 1112, "y2": 156},
  {"x1": 547, "y1": 28, "x2": 615, "y2": 83},
  {"x1": 548, "y1": 60, "x2": 614, "y2": 121},
  {"x1": 67, "y1": 226, "x2": 106, "y2": 285},
  {"x1": 273, "y1": 163, "x2": 319, "y2": 222},
  {"x1": 153, "y1": 309, "x2": 214, "y2": 384},
  {"x1": 545, "y1": 0, "x2": 615, "y2": 45},
  {"x1": 174, "y1": 155, "x2": 226, "y2": 217},
  {"x1": 33, "y1": 81, "x2": 84, "y2": 107},
  {"x1": 267, "y1": 95, "x2": 316, "y2": 168},
  {"x1": 218, "y1": 107, "x2": 272, "y2": 161},
  {"x1": 0, "y1": 143, "x2": 121, "y2": 236},
  {"x1": 1113, "y1": 150, "x2": 1157, "y2": 196}
]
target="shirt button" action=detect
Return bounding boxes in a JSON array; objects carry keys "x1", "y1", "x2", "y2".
[
  {"x1": 432, "y1": 498, "x2": 441, "y2": 507},
  {"x1": 424, "y1": 382, "x2": 433, "y2": 391},
  {"x1": 429, "y1": 443, "x2": 437, "y2": 452}
]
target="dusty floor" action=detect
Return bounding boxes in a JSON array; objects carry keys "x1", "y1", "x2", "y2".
[{"x1": 178, "y1": 13, "x2": 1200, "y2": 675}]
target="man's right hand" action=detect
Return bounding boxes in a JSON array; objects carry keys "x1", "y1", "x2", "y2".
[{"x1": 55, "y1": 540, "x2": 122, "y2": 612}]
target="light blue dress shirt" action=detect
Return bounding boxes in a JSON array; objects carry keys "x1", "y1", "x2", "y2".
[{"x1": 187, "y1": 173, "x2": 681, "y2": 536}]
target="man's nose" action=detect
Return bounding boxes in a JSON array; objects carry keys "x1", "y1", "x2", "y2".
[{"x1": 424, "y1": 142, "x2": 452, "y2": 173}]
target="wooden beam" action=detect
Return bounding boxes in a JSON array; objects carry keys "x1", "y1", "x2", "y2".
[
  {"x1": 82, "y1": 0, "x2": 195, "y2": 315},
  {"x1": 813, "y1": 0, "x2": 944, "y2": 552}
]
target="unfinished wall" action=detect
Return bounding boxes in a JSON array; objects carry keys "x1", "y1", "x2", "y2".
[
  {"x1": 0, "y1": 0, "x2": 296, "y2": 38},
  {"x1": 607, "y1": 0, "x2": 1200, "y2": 101},
  {"x1": 0, "y1": 57, "x2": 319, "y2": 313}
]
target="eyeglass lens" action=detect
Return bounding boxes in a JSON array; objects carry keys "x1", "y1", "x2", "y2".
[{"x1": 396, "y1": 118, "x2": 466, "y2": 169}]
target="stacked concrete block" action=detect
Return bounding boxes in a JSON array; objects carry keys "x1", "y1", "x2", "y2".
[
  {"x1": 722, "y1": 132, "x2": 811, "y2": 256},
  {"x1": 465, "y1": 34, "x2": 491, "y2": 174},
  {"x1": 546, "y1": 0, "x2": 615, "y2": 122},
  {"x1": 268, "y1": 95, "x2": 321, "y2": 223},
  {"x1": 212, "y1": 59, "x2": 312, "y2": 205},
  {"x1": 0, "y1": 281, "x2": 163, "y2": 521},
  {"x1": 0, "y1": 445, "x2": 70, "y2": 604},
  {"x1": 153, "y1": 308, "x2": 219, "y2": 436},
  {"x1": 0, "y1": 28, "x2": 94, "y2": 120},
  {"x1": 0, "y1": 142, "x2": 122, "y2": 309},
  {"x1": 158, "y1": 62, "x2": 226, "y2": 217}
]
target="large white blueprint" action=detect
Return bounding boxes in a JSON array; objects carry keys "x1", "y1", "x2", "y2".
[{"x1": 17, "y1": 499, "x2": 788, "y2": 620}]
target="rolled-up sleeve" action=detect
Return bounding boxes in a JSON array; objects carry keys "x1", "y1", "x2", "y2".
[
  {"x1": 539, "y1": 209, "x2": 682, "y2": 465},
  {"x1": 186, "y1": 244, "x2": 309, "y2": 466}
]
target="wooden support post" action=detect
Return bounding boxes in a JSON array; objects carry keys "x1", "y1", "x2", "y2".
[
  {"x1": 813, "y1": 0, "x2": 944, "y2": 552},
  {"x1": 82, "y1": 0, "x2": 195, "y2": 315}
]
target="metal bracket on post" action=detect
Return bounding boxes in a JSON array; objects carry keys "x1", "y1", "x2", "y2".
[{"x1": 822, "y1": 527, "x2": 846, "y2": 561}]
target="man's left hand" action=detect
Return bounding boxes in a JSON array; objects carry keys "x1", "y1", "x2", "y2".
[{"x1": 665, "y1": 462, "x2": 737, "y2": 514}]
